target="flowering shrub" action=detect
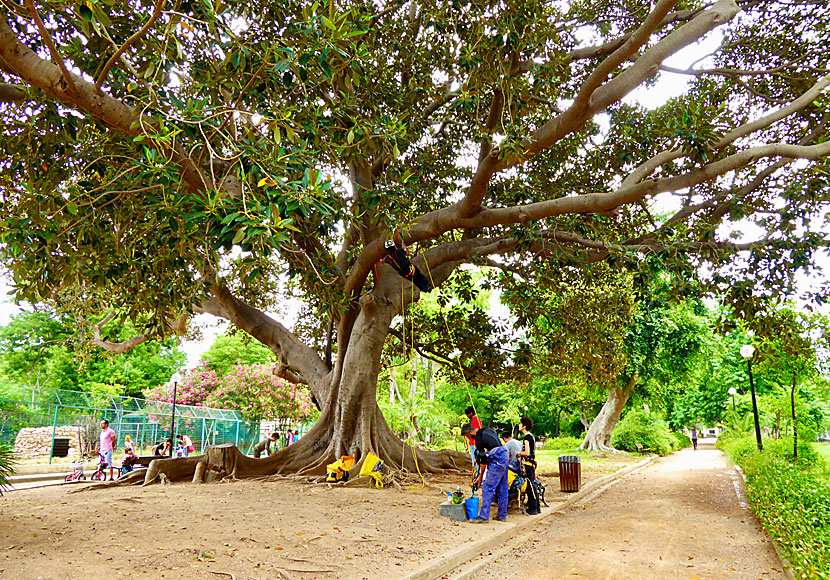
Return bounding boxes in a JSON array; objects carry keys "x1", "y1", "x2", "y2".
[
  {"x1": 206, "y1": 364, "x2": 315, "y2": 422},
  {"x1": 143, "y1": 362, "x2": 220, "y2": 407}
]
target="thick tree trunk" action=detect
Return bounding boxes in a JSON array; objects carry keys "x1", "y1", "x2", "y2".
[
  {"x1": 580, "y1": 376, "x2": 637, "y2": 452},
  {"x1": 96, "y1": 289, "x2": 467, "y2": 488}
]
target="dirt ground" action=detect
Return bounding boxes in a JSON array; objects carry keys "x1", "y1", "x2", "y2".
[
  {"x1": 0, "y1": 453, "x2": 640, "y2": 580},
  {"x1": 468, "y1": 440, "x2": 787, "y2": 580}
]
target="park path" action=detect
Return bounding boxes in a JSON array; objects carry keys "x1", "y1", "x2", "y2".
[{"x1": 472, "y1": 439, "x2": 787, "y2": 580}]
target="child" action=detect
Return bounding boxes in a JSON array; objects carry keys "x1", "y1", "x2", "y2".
[{"x1": 122, "y1": 446, "x2": 137, "y2": 472}]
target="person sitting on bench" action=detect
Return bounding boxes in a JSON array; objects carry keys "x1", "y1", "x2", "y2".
[
  {"x1": 253, "y1": 432, "x2": 279, "y2": 458},
  {"x1": 122, "y1": 446, "x2": 137, "y2": 472}
]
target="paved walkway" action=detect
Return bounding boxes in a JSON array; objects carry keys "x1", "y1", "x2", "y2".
[{"x1": 473, "y1": 440, "x2": 787, "y2": 580}]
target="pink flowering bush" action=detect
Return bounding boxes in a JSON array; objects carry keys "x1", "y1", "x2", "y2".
[
  {"x1": 143, "y1": 362, "x2": 220, "y2": 407},
  {"x1": 207, "y1": 364, "x2": 315, "y2": 422}
]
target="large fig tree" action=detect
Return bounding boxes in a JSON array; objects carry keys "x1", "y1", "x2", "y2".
[{"x1": 1, "y1": 0, "x2": 828, "y2": 477}]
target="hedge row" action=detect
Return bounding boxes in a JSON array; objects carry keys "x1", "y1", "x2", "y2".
[{"x1": 720, "y1": 436, "x2": 830, "y2": 579}]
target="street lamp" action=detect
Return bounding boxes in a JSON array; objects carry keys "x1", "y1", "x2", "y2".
[
  {"x1": 739, "y1": 345, "x2": 763, "y2": 452},
  {"x1": 169, "y1": 371, "x2": 183, "y2": 458},
  {"x1": 728, "y1": 387, "x2": 738, "y2": 411}
]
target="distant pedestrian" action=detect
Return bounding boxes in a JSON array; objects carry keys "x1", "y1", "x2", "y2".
[
  {"x1": 691, "y1": 427, "x2": 698, "y2": 451},
  {"x1": 285, "y1": 429, "x2": 295, "y2": 446},
  {"x1": 99, "y1": 419, "x2": 117, "y2": 481},
  {"x1": 123, "y1": 435, "x2": 134, "y2": 454}
]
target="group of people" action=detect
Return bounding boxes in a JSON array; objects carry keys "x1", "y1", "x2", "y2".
[
  {"x1": 253, "y1": 429, "x2": 297, "y2": 458},
  {"x1": 150, "y1": 433, "x2": 195, "y2": 457},
  {"x1": 460, "y1": 406, "x2": 542, "y2": 524}
]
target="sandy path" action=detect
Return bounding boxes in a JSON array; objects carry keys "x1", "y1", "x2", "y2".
[{"x1": 471, "y1": 440, "x2": 786, "y2": 580}]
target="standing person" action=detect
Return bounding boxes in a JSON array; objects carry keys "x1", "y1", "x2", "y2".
[
  {"x1": 501, "y1": 430, "x2": 523, "y2": 464},
  {"x1": 691, "y1": 427, "x2": 698, "y2": 451},
  {"x1": 253, "y1": 432, "x2": 279, "y2": 458},
  {"x1": 99, "y1": 419, "x2": 117, "y2": 481},
  {"x1": 285, "y1": 429, "x2": 295, "y2": 446},
  {"x1": 183, "y1": 433, "x2": 195, "y2": 456},
  {"x1": 123, "y1": 435, "x2": 134, "y2": 454},
  {"x1": 176, "y1": 434, "x2": 195, "y2": 456},
  {"x1": 461, "y1": 424, "x2": 508, "y2": 523},
  {"x1": 464, "y1": 406, "x2": 483, "y2": 474},
  {"x1": 518, "y1": 417, "x2": 541, "y2": 515}
]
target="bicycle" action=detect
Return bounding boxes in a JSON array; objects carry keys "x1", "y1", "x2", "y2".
[
  {"x1": 90, "y1": 453, "x2": 117, "y2": 481},
  {"x1": 64, "y1": 457, "x2": 88, "y2": 482}
]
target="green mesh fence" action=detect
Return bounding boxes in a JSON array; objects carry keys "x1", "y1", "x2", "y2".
[{"x1": 0, "y1": 383, "x2": 260, "y2": 460}]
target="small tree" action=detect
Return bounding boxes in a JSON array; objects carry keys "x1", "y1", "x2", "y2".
[{"x1": 750, "y1": 306, "x2": 823, "y2": 460}]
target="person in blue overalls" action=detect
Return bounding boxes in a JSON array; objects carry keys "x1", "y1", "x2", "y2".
[{"x1": 461, "y1": 423, "x2": 508, "y2": 523}]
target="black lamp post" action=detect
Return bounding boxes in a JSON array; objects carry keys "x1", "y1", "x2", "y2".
[
  {"x1": 728, "y1": 387, "x2": 737, "y2": 411},
  {"x1": 740, "y1": 345, "x2": 763, "y2": 452},
  {"x1": 169, "y1": 371, "x2": 183, "y2": 458}
]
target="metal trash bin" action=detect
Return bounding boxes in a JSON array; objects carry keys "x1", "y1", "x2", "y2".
[{"x1": 558, "y1": 455, "x2": 581, "y2": 492}]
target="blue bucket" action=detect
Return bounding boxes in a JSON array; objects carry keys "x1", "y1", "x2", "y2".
[{"x1": 464, "y1": 496, "x2": 480, "y2": 520}]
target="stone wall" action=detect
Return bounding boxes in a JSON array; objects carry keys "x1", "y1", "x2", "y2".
[{"x1": 14, "y1": 426, "x2": 88, "y2": 461}]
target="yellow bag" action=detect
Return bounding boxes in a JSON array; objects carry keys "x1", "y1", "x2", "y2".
[
  {"x1": 359, "y1": 452, "x2": 386, "y2": 488},
  {"x1": 508, "y1": 467, "x2": 528, "y2": 494},
  {"x1": 326, "y1": 455, "x2": 355, "y2": 483}
]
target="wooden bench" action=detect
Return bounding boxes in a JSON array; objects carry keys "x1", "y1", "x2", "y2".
[{"x1": 635, "y1": 443, "x2": 650, "y2": 455}]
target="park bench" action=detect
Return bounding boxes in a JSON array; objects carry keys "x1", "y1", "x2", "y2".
[{"x1": 635, "y1": 443, "x2": 651, "y2": 455}]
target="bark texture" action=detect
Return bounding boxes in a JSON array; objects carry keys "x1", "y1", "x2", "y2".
[{"x1": 580, "y1": 377, "x2": 638, "y2": 452}]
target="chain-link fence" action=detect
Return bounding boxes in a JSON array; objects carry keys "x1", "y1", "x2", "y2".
[{"x1": 0, "y1": 384, "x2": 261, "y2": 462}]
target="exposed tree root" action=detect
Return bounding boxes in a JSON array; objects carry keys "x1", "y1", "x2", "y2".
[{"x1": 70, "y1": 440, "x2": 470, "y2": 491}]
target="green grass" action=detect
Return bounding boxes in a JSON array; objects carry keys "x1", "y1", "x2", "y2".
[
  {"x1": 813, "y1": 442, "x2": 830, "y2": 463},
  {"x1": 813, "y1": 442, "x2": 830, "y2": 482},
  {"x1": 535, "y1": 447, "x2": 639, "y2": 473}
]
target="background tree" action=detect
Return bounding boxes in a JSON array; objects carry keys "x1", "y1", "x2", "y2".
[
  {"x1": 748, "y1": 305, "x2": 826, "y2": 458},
  {"x1": 1, "y1": 0, "x2": 829, "y2": 477},
  {"x1": 0, "y1": 310, "x2": 185, "y2": 397},
  {"x1": 200, "y1": 332, "x2": 275, "y2": 376}
]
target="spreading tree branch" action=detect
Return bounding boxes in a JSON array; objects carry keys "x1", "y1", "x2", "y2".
[{"x1": 95, "y1": 0, "x2": 165, "y2": 89}]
